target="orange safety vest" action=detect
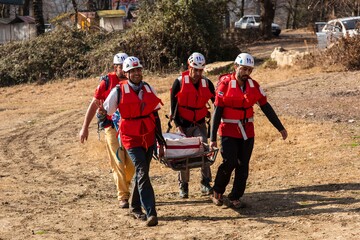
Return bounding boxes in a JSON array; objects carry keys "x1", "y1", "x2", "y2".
[
  {"x1": 176, "y1": 71, "x2": 213, "y2": 122},
  {"x1": 218, "y1": 74, "x2": 264, "y2": 139},
  {"x1": 118, "y1": 82, "x2": 162, "y2": 149}
]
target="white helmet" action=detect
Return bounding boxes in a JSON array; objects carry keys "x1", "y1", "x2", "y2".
[
  {"x1": 122, "y1": 56, "x2": 143, "y2": 72},
  {"x1": 234, "y1": 53, "x2": 254, "y2": 68},
  {"x1": 188, "y1": 52, "x2": 206, "y2": 69},
  {"x1": 113, "y1": 52, "x2": 129, "y2": 65}
]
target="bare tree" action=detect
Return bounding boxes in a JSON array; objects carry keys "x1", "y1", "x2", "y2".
[
  {"x1": 19, "y1": 0, "x2": 30, "y2": 16},
  {"x1": 72, "y1": 0, "x2": 78, "y2": 27},
  {"x1": 87, "y1": 0, "x2": 96, "y2": 11},
  {"x1": 33, "y1": 0, "x2": 45, "y2": 35},
  {"x1": 0, "y1": 4, "x2": 10, "y2": 18},
  {"x1": 260, "y1": 0, "x2": 275, "y2": 39},
  {"x1": 240, "y1": 0, "x2": 245, "y2": 17}
]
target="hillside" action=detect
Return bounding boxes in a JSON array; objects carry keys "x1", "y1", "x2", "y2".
[{"x1": 0, "y1": 30, "x2": 359, "y2": 239}]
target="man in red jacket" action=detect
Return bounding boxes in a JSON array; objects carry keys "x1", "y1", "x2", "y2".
[
  {"x1": 210, "y1": 53, "x2": 288, "y2": 208},
  {"x1": 170, "y1": 52, "x2": 215, "y2": 198},
  {"x1": 102, "y1": 56, "x2": 165, "y2": 227},
  {"x1": 79, "y1": 52, "x2": 134, "y2": 209}
]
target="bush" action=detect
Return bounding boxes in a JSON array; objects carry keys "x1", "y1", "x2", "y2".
[
  {"x1": 296, "y1": 35, "x2": 360, "y2": 71},
  {"x1": 0, "y1": 26, "x2": 91, "y2": 86},
  {"x1": 0, "y1": 0, "x2": 239, "y2": 86}
]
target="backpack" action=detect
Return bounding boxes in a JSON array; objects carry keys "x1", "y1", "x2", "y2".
[{"x1": 99, "y1": 75, "x2": 110, "y2": 90}]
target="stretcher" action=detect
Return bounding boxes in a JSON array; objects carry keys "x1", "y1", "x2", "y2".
[
  {"x1": 158, "y1": 143, "x2": 219, "y2": 171},
  {"x1": 155, "y1": 133, "x2": 219, "y2": 172}
]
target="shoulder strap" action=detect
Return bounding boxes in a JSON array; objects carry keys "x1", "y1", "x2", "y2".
[
  {"x1": 116, "y1": 84, "x2": 120, "y2": 106},
  {"x1": 99, "y1": 75, "x2": 110, "y2": 90}
]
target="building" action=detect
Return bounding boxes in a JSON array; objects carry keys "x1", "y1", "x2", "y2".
[
  {"x1": 0, "y1": 15, "x2": 36, "y2": 44},
  {"x1": 97, "y1": 9, "x2": 126, "y2": 32}
]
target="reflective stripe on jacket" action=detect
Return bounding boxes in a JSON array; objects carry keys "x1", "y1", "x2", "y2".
[
  {"x1": 176, "y1": 70, "x2": 213, "y2": 122},
  {"x1": 217, "y1": 74, "x2": 265, "y2": 139},
  {"x1": 118, "y1": 82, "x2": 162, "y2": 149}
]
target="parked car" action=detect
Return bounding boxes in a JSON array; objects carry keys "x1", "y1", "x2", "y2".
[
  {"x1": 316, "y1": 16, "x2": 360, "y2": 48},
  {"x1": 234, "y1": 15, "x2": 281, "y2": 36},
  {"x1": 44, "y1": 23, "x2": 54, "y2": 32}
]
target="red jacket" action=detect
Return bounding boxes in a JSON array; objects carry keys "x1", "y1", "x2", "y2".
[
  {"x1": 215, "y1": 73, "x2": 267, "y2": 139},
  {"x1": 94, "y1": 72, "x2": 126, "y2": 126},
  {"x1": 94, "y1": 72, "x2": 124, "y2": 100},
  {"x1": 118, "y1": 82, "x2": 162, "y2": 149},
  {"x1": 176, "y1": 71, "x2": 213, "y2": 122}
]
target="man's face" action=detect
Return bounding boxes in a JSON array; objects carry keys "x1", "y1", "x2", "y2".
[
  {"x1": 126, "y1": 67, "x2": 143, "y2": 85},
  {"x1": 189, "y1": 67, "x2": 203, "y2": 83},
  {"x1": 114, "y1": 64, "x2": 126, "y2": 78},
  {"x1": 235, "y1": 65, "x2": 253, "y2": 81}
]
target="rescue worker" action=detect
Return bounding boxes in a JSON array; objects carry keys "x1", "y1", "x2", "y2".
[
  {"x1": 210, "y1": 53, "x2": 288, "y2": 208},
  {"x1": 101, "y1": 56, "x2": 165, "y2": 227},
  {"x1": 170, "y1": 52, "x2": 215, "y2": 199},
  {"x1": 79, "y1": 52, "x2": 135, "y2": 209}
]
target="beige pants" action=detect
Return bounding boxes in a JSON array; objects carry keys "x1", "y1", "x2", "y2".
[{"x1": 105, "y1": 127, "x2": 135, "y2": 201}]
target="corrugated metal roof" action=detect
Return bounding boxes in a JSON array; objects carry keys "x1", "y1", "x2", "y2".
[
  {"x1": 17, "y1": 16, "x2": 35, "y2": 23},
  {"x1": 1, "y1": 16, "x2": 35, "y2": 24},
  {"x1": 97, "y1": 10, "x2": 126, "y2": 18},
  {"x1": 0, "y1": 0, "x2": 24, "y2": 5}
]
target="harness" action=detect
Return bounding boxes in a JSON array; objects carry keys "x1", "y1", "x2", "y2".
[{"x1": 221, "y1": 117, "x2": 254, "y2": 140}]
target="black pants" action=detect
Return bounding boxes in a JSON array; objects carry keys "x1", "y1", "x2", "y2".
[{"x1": 213, "y1": 136, "x2": 254, "y2": 200}]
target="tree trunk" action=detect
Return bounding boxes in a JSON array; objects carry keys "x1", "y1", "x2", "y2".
[
  {"x1": 19, "y1": 0, "x2": 30, "y2": 16},
  {"x1": 260, "y1": 0, "x2": 275, "y2": 40},
  {"x1": 33, "y1": 0, "x2": 45, "y2": 35},
  {"x1": 292, "y1": 0, "x2": 298, "y2": 29},
  {"x1": 240, "y1": 0, "x2": 245, "y2": 17},
  {"x1": 87, "y1": 0, "x2": 96, "y2": 11},
  {"x1": 72, "y1": 0, "x2": 78, "y2": 28},
  {"x1": 96, "y1": 0, "x2": 109, "y2": 10},
  {"x1": 0, "y1": 4, "x2": 10, "y2": 18}
]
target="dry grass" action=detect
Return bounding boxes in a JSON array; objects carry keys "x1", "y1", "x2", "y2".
[{"x1": 0, "y1": 63, "x2": 359, "y2": 239}]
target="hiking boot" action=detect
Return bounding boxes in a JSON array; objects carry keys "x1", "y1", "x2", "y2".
[
  {"x1": 119, "y1": 199, "x2": 129, "y2": 209},
  {"x1": 179, "y1": 183, "x2": 189, "y2": 199},
  {"x1": 130, "y1": 211, "x2": 147, "y2": 221},
  {"x1": 146, "y1": 215, "x2": 158, "y2": 227},
  {"x1": 224, "y1": 198, "x2": 247, "y2": 209},
  {"x1": 200, "y1": 183, "x2": 213, "y2": 195},
  {"x1": 179, "y1": 188, "x2": 189, "y2": 198},
  {"x1": 210, "y1": 191, "x2": 223, "y2": 206}
]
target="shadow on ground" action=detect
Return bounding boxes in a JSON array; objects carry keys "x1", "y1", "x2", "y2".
[{"x1": 157, "y1": 183, "x2": 360, "y2": 222}]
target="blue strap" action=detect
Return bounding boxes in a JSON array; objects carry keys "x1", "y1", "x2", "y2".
[{"x1": 116, "y1": 147, "x2": 123, "y2": 163}]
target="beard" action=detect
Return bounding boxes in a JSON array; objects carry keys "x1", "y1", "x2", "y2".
[
  {"x1": 240, "y1": 74, "x2": 250, "y2": 82},
  {"x1": 236, "y1": 71, "x2": 249, "y2": 82}
]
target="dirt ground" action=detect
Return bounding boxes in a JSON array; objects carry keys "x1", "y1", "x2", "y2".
[{"x1": 0, "y1": 30, "x2": 359, "y2": 240}]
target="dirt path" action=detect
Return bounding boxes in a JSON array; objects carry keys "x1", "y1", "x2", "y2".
[
  {"x1": 246, "y1": 29, "x2": 318, "y2": 59},
  {"x1": 1, "y1": 34, "x2": 359, "y2": 239}
]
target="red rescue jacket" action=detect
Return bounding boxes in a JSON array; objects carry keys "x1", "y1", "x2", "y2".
[
  {"x1": 176, "y1": 71, "x2": 213, "y2": 122},
  {"x1": 216, "y1": 73, "x2": 266, "y2": 139},
  {"x1": 94, "y1": 72, "x2": 126, "y2": 127},
  {"x1": 118, "y1": 82, "x2": 162, "y2": 149}
]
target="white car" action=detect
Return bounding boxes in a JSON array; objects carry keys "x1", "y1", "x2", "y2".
[
  {"x1": 316, "y1": 16, "x2": 360, "y2": 48},
  {"x1": 234, "y1": 15, "x2": 281, "y2": 36}
]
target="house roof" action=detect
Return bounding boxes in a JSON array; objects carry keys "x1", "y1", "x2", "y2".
[
  {"x1": 0, "y1": 18, "x2": 12, "y2": 24},
  {"x1": 0, "y1": 16, "x2": 34, "y2": 24},
  {"x1": 97, "y1": 10, "x2": 126, "y2": 18},
  {"x1": 79, "y1": 11, "x2": 96, "y2": 19},
  {"x1": 9, "y1": 16, "x2": 35, "y2": 24}
]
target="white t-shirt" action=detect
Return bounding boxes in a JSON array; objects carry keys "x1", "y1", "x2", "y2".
[{"x1": 103, "y1": 80, "x2": 160, "y2": 116}]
